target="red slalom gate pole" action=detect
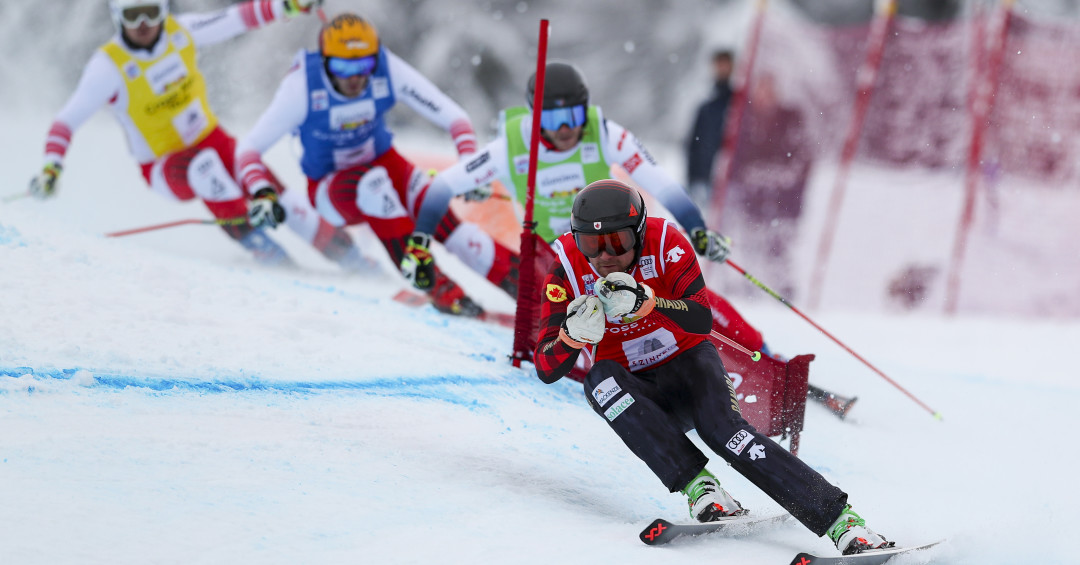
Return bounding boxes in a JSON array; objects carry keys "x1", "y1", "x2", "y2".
[
  {"x1": 807, "y1": 0, "x2": 896, "y2": 310},
  {"x1": 511, "y1": 19, "x2": 550, "y2": 367},
  {"x1": 709, "y1": 0, "x2": 768, "y2": 227},
  {"x1": 727, "y1": 259, "x2": 943, "y2": 420},
  {"x1": 945, "y1": 0, "x2": 1014, "y2": 314}
]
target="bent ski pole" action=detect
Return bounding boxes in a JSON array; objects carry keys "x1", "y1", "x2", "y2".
[
  {"x1": 725, "y1": 259, "x2": 942, "y2": 420},
  {"x1": 709, "y1": 330, "x2": 762, "y2": 362},
  {"x1": 105, "y1": 217, "x2": 247, "y2": 238}
]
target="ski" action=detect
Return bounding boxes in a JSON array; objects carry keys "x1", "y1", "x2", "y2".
[
  {"x1": 807, "y1": 384, "x2": 858, "y2": 419},
  {"x1": 639, "y1": 512, "x2": 792, "y2": 546},
  {"x1": 392, "y1": 290, "x2": 515, "y2": 328},
  {"x1": 789, "y1": 540, "x2": 944, "y2": 565}
]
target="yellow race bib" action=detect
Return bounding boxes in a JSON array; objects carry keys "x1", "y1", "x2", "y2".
[{"x1": 102, "y1": 16, "x2": 217, "y2": 157}]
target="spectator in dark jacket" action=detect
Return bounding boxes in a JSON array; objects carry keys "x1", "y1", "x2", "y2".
[{"x1": 686, "y1": 50, "x2": 734, "y2": 208}]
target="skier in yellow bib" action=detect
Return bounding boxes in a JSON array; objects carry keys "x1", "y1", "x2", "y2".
[{"x1": 28, "y1": 0, "x2": 368, "y2": 269}]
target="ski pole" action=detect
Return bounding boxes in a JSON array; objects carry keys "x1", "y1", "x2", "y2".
[
  {"x1": 455, "y1": 192, "x2": 512, "y2": 202},
  {"x1": 105, "y1": 217, "x2": 247, "y2": 238},
  {"x1": 3, "y1": 191, "x2": 30, "y2": 203},
  {"x1": 725, "y1": 259, "x2": 943, "y2": 420},
  {"x1": 709, "y1": 330, "x2": 762, "y2": 362}
]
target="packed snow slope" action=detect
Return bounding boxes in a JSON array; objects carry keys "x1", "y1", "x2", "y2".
[{"x1": 2, "y1": 115, "x2": 1078, "y2": 564}]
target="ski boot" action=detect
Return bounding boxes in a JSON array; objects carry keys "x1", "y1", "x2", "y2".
[
  {"x1": 827, "y1": 505, "x2": 895, "y2": 555},
  {"x1": 237, "y1": 229, "x2": 293, "y2": 267},
  {"x1": 430, "y1": 270, "x2": 483, "y2": 317},
  {"x1": 682, "y1": 469, "x2": 746, "y2": 522},
  {"x1": 316, "y1": 226, "x2": 379, "y2": 274}
]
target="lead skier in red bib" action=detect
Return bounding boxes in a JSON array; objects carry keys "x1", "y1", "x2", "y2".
[{"x1": 533, "y1": 179, "x2": 893, "y2": 556}]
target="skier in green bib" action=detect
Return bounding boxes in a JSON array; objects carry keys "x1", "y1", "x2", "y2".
[{"x1": 410, "y1": 62, "x2": 776, "y2": 354}]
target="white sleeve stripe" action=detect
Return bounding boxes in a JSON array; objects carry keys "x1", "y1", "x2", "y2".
[
  {"x1": 658, "y1": 221, "x2": 670, "y2": 276},
  {"x1": 552, "y1": 240, "x2": 583, "y2": 298}
]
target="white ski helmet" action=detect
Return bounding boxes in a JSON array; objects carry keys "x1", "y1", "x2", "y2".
[{"x1": 108, "y1": 0, "x2": 169, "y2": 29}]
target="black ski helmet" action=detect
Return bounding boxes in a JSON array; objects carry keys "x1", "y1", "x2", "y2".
[
  {"x1": 527, "y1": 62, "x2": 589, "y2": 110},
  {"x1": 571, "y1": 179, "x2": 648, "y2": 260}
]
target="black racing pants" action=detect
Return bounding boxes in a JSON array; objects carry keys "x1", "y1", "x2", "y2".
[{"x1": 583, "y1": 341, "x2": 848, "y2": 536}]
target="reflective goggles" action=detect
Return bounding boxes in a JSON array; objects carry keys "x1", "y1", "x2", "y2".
[
  {"x1": 120, "y1": 4, "x2": 165, "y2": 27},
  {"x1": 575, "y1": 229, "x2": 636, "y2": 259},
  {"x1": 539, "y1": 104, "x2": 587, "y2": 131},
  {"x1": 326, "y1": 56, "x2": 378, "y2": 78}
]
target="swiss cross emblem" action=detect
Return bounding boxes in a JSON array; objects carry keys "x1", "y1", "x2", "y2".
[
  {"x1": 666, "y1": 246, "x2": 685, "y2": 263},
  {"x1": 546, "y1": 284, "x2": 568, "y2": 303}
]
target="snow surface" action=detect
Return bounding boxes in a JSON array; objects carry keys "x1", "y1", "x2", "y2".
[
  {"x1": 3, "y1": 112, "x2": 1079, "y2": 565},
  {"x1": 3, "y1": 0, "x2": 1080, "y2": 559}
]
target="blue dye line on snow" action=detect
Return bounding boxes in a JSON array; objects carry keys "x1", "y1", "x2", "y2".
[
  {"x1": 0, "y1": 366, "x2": 510, "y2": 409},
  {"x1": 0, "y1": 225, "x2": 26, "y2": 247}
]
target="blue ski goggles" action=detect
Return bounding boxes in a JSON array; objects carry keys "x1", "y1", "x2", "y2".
[
  {"x1": 539, "y1": 104, "x2": 587, "y2": 131},
  {"x1": 326, "y1": 56, "x2": 378, "y2": 78}
]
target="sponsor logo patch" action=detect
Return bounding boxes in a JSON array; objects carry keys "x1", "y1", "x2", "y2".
[
  {"x1": 145, "y1": 52, "x2": 187, "y2": 95},
  {"x1": 123, "y1": 61, "x2": 140, "y2": 80},
  {"x1": 726, "y1": 429, "x2": 754, "y2": 456},
  {"x1": 465, "y1": 152, "x2": 490, "y2": 173},
  {"x1": 311, "y1": 89, "x2": 329, "y2": 111},
  {"x1": 604, "y1": 393, "x2": 635, "y2": 421},
  {"x1": 583, "y1": 274, "x2": 596, "y2": 295},
  {"x1": 666, "y1": 246, "x2": 685, "y2": 263},
  {"x1": 591, "y1": 377, "x2": 622, "y2": 407},
  {"x1": 638, "y1": 255, "x2": 657, "y2": 280},
  {"x1": 621, "y1": 328, "x2": 678, "y2": 370},
  {"x1": 171, "y1": 31, "x2": 188, "y2": 49},
  {"x1": 536, "y1": 163, "x2": 586, "y2": 198},
  {"x1": 546, "y1": 284, "x2": 568, "y2": 303},
  {"x1": 580, "y1": 143, "x2": 600, "y2": 163},
  {"x1": 622, "y1": 153, "x2": 643, "y2": 174},
  {"x1": 371, "y1": 77, "x2": 390, "y2": 99},
  {"x1": 330, "y1": 99, "x2": 376, "y2": 131},
  {"x1": 513, "y1": 155, "x2": 530, "y2": 175}
]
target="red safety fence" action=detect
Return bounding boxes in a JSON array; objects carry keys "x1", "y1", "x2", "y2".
[{"x1": 706, "y1": 6, "x2": 1080, "y2": 317}]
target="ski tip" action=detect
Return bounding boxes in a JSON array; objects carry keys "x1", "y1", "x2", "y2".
[
  {"x1": 789, "y1": 553, "x2": 816, "y2": 565},
  {"x1": 639, "y1": 518, "x2": 674, "y2": 545}
]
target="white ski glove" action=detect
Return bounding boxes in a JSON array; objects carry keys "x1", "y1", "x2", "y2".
[
  {"x1": 28, "y1": 163, "x2": 62, "y2": 200},
  {"x1": 596, "y1": 272, "x2": 655, "y2": 321},
  {"x1": 560, "y1": 295, "x2": 605, "y2": 347},
  {"x1": 283, "y1": 0, "x2": 322, "y2": 16},
  {"x1": 248, "y1": 186, "x2": 286, "y2": 229},
  {"x1": 691, "y1": 228, "x2": 733, "y2": 263}
]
